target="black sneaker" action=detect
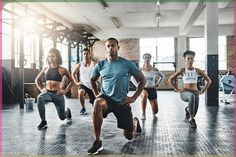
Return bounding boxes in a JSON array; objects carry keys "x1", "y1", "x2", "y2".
[
  {"x1": 37, "y1": 120, "x2": 47, "y2": 130},
  {"x1": 87, "y1": 140, "x2": 103, "y2": 155},
  {"x1": 80, "y1": 107, "x2": 87, "y2": 115},
  {"x1": 185, "y1": 107, "x2": 190, "y2": 119},
  {"x1": 189, "y1": 119, "x2": 197, "y2": 128},
  {"x1": 134, "y1": 117, "x2": 142, "y2": 133},
  {"x1": 67, "y1": 108, "x2": 72, "y2": 119}
]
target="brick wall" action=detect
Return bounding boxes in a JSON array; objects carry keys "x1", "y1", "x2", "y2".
[
  {"x1": 227, "y1": 36, "x2": 234, "y2": 73},
  {"x1": 92, "y1": 38, "x2": 140, "y2": 61}
]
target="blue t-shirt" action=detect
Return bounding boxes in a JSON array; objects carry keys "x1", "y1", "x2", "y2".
[{"x1": 92, "y1": 57, "x2": 140, "y2": 103}]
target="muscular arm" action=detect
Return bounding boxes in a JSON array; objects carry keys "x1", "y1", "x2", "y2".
[
  {"x1": 130, "y1": 76, "x2": 139, "y2": 87},
  {"x1": 61, "y1": 68, "x2": 74, "y2": 93},
  {"x1": 168, "y1": 68, "x2": 184, "y2": 92},
  {"x1": 154, "y1": 68, "x2": 165, "y2": 86},
  {"x1": 131, "y1": 71, "x2": 146, "y2": 100},
  {"x1": 71, "y1": 63, "x2": 80, "y2": 85},
  {"x1": 123, "y1": 71, "x2": 146, "y2": 106},
  {"x1": 35, "y1": 68, "x2": 47, "y2": 92},
  {"x1": 90, "y1": 75, "x2": 100, "y2": 96},
  {"x1": 196, "y1": 68, "x2": 212, "y2": 93}
]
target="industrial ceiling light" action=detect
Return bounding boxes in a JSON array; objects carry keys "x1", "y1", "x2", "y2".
[
  {"x1": 97, "y1": 0, "x2": 108, "y2": 9},
  {"x1": 156, "y1": 0, "x2": 160, "y2": 6},
  {"x1": 156, "y1": 13, "x2": 161, "y2": 27},
  {"x1": 110, "y1": 17, "x2": 120, "y2": 28}
]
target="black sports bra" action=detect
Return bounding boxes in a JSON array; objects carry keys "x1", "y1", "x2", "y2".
[{"x1": 45, "y1": 67, "x2": 62, "y2": 82}]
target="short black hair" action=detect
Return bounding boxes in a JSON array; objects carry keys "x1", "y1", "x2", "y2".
[
  {"x1": 106, "y1": 37, "x2": 119, "y2": 45},
  {"x1": 82, "y1": 48, "x2": 90, "y2": 53},
  {"x1": 47, "y1": 48, "x2": 62, "y2": 65},
  {"x1": 183, "y1": 50, "x2": 195, "y2": 58}
]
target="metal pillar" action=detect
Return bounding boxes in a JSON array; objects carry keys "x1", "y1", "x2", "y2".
[{"x1": 19, "y1": 30, "x2": 24, "y2": 109}]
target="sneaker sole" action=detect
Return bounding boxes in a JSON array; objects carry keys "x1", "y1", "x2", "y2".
[
  {"x1": 38, "y1": 125, "x2": 47, "y2": 130},
  {"x1": 87, "y1": 146, "x2": 103, "y2": 155},
  {"x1": 188, "y1": 123, "x2": 197, "y2": 128},
  {"x1": 134, "y1": 118, "x2": 142, "y2": 133},
  {"x1": 67, "y1": 108, "x2": 72, "y2": 119},
  {"x1": 80, "y1": 112, "x2": 87, "y2": 115},
  {"x1": 140, "y1": 116, "x2": 146, "y2": 120},
  {"x1": 185, "y1": 107, "x2": 190, "y2": 117}
]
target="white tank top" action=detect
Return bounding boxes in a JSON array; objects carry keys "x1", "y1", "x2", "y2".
[
  {"x1": 182, "y1": 68, "x2": 198, "y2": 84},
  {"x1": 142, "y1": 69, "x2": 165, "y2": 88},
  {"x1": 79, "y1": 62, "x2": 94, "y2": 89}
]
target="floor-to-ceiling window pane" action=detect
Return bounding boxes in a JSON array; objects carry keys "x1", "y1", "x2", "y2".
[{"x1": 140, "y1": 37, "x2": 175, "y2": 70}]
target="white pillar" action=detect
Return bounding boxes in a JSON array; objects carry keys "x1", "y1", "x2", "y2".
[
  {"x1": 177, "y1": 36, "x2": 188, "y2": 69},
  {"x1": 204, "y1": 2, "x2": 219, "y2": 106},
  {"x1": 176, "y1": 36, "x2": 188, "y2": 88}
]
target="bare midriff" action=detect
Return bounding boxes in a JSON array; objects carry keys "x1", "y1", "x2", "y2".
[
  {"x1": 183, "y1": 83, "x2": 198, "y2": 91},
  {"x1": 45, "y1": 81, "x2": 61, "y2": 91}
]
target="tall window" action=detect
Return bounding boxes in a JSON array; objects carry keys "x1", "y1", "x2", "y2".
[
  {"x1": 140, "y1": 37, "x2": 175, "y2": 70},
  {"x1": 189, "y1": 36, "x2": 227, "y2": 70},
  {"x1": 24, "y1": 34, "x2": 39, "y2": 68},
  {"x1": 71, "y1": 46, "x2": 78, "y2": 71},
  {"x1": 14, "y1": 28, "x2": 21, "y2": 67},
  {"x1": 42, "y1": 38, "x2": 53, "y2": 67},
  {"x1": 57, "y1": 41, "x2": 68, "y2": 68},
  {"x1": 189, "y1": 38, "x2": 205, "y2": 69},
  {"x1": 2, "y1": 6, "x2": 12, "y2": 60},
  {"x1": 2, "y1": 22, "x2": 12, "y2": 60},
  {"x1": 218, "y1": 36, "x2": 227, "y2": 70}
]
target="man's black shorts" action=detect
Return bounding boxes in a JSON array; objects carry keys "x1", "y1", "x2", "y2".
[
  {"x1": 97, "y1": 94, "x2": 134, "y2": 132},
  {"x1": 78, "y1": 84, "x2": 95, "y2": 104}
]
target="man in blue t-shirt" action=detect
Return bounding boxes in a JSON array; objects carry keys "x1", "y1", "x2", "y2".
[{"x1": 88, "y1": 38, "x2": 146, "y2": 154}]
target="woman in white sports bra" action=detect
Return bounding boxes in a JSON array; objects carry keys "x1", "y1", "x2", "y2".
[
  {"x1": 168, "y1": 50, "x2": 211, "y2": 128},
  {"x1": 131, "y1": 53, "x2": 165, "y2": 120}
]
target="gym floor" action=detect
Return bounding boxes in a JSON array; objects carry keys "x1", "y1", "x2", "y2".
[{"x1": 2, "y1": 91, "x2": 234, "y2": 156}]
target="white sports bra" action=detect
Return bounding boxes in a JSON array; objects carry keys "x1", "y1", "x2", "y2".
[{"x1": 182, "y1": 68, "x2": 198, "y2": 84}]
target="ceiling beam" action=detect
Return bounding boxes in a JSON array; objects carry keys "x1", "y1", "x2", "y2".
[
  {"x1": 218, "y1": 1, "x2": 232, "y2": 8},
  {"x1": 92, "y1": 25, "x2": 234, "y2": 39},
  {"x1": 24, "y1": 2, "x2": 73, "y2": 29},
  {"x1": 179, "y1": 0, "x2": 205, "y2": 36}
]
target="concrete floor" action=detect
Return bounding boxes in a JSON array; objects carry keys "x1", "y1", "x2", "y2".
[{"x1": 2, "y1": 91, "x2": 234, "y2": 156}]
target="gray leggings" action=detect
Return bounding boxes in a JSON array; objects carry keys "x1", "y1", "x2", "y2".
[
  {"x1": 180, "y1": 90, "x2": 199, "y2": 117},
  {"x1": 37, "y1": 91, "x2": 69, "y2": 121}
]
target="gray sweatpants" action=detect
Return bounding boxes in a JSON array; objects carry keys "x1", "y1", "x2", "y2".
[
  {"x1": 37, "y1": 91, "x2": 69, "y2": 121},
  {"x1": 180, "y1": 90, "x2": 199, "y2": 117}
]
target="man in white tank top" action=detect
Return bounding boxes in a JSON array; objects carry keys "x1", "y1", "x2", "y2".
[{"x1": 72, "y1": 48, "x2": 96, "y2": 115}]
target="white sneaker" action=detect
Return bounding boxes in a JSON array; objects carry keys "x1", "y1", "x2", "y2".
[{"x1": 141, "y1": 113, "x2": 146, "y2": 120}]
